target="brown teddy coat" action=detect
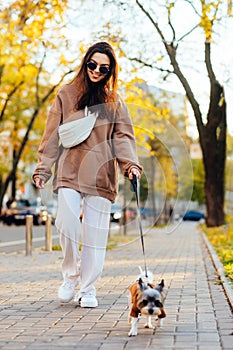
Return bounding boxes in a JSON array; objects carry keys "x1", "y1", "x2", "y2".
[{"x1": 33, "y1": 81, "x2": 142, "y2": 202}]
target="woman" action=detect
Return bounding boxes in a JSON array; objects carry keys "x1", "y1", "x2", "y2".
[{"x1": 33, "y1": 42, "x2": 142, "y2": 308}]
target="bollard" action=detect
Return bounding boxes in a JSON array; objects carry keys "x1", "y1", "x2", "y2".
[
  {"x1": 25, "y1": 215, "x2": 33, "y2": 256},
  {"x1": 45, "y1": 214, "x2": 52, "y2": 252}
]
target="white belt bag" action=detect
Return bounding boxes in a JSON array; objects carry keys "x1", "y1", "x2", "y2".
[{"x1": 58, "y1": 107, "x2": 98, "y2": 148}]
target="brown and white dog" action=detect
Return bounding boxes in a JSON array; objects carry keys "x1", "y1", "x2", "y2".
[{"x1": 128, "y1": 271, "x2": 166, "y2": 336}]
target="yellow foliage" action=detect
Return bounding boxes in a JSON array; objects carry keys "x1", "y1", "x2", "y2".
[
  {"x1": 200, "y1": 1, "x2": 220, "y2": 41},
  {"x1": 218, "y1": 94, "x2": 225, "y2": 107},
  {"x1": 228, "y1": 0, "x2": 233, "y2": 14},
  {"x1": 79, "y1": 43, "x2": 86, "y2": 55},
  {"x1": 118, "y1": 50, "x2": 126, "y2": 57},
  {"x1": 0, "y1": 0, "x2": 70, "y2": 174},
  {"x1": 167, "y1": 2, "x2": 175, "y2": 17},
  {"x1": 122, "y1": 78, "x2": 171, "y2": 162},
  {"x1": 202, "y1": 221, "x2": 233, "y2": 281},
  {"x1": 59, "y1": 54, "x2": 67, "y2": 65},
  {"x1": 0, "y1": 0, "x2": 69, "y2": 94}
]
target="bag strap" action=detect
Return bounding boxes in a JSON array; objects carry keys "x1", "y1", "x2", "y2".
[{"x1": 60, "y1": 106, "x2": 98, "y2": 126}]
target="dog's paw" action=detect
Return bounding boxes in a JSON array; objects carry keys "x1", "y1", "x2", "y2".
[
  {"x1": 144, "y1": 316, "x2": 154, "y2": 329},
  {"x1": 144, "y1": 322, "x2": 154, "y2": 329},
  {"x1": 128, "y1": 317, "x2": 138, "y2": 336},
  {"x1": 157, "y1": 318, "x2": 163, "y2": 327}
]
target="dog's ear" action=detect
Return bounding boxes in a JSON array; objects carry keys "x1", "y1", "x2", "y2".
[
  {"x1": 159, "y1": 279, "x2": 164, "y2": 288},
  {"x1": 138, "y1": 278, "x2": 147, "y2": 291},
  {"x1": 155, "y1": 300, "x2": 163, "y2": 308},
  {"x1": 156, "y1": 279, "x2": 165, "y2": 293}
]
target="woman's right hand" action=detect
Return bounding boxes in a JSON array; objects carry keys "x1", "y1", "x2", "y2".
[{"x1": 34, "y1": 177, "x2": 45, "y2": 189}]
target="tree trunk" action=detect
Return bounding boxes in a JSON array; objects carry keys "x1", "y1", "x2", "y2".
[
  {"x1": 203, "y1": 129, "x2": 225, "y2": 226},
  {"x1": 200, "y1": 84, "x2": 226, "y2": 227},
  {"x1": 11, "y1": 149, "x2": 17, "y2": 198}
]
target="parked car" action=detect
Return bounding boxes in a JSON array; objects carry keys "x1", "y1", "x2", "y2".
[
  {"x1": 43, "y1": 202, "x2": 57, "y2": 225},
  {"x1": 2, "y1": 199, "x2": 43, "y2": 226},
  {"x1": 182, "y1": 210, "x2": 205, "y2": 221},
  {"x1": 140, "y1": 207, "x2": 154, "y2": 219},
  {"x1": 125, "y1": 207, "x2": 137, "y2": 221},
  {"x1": 110, "y1": 204, "x2": 138, "y2": 224}
]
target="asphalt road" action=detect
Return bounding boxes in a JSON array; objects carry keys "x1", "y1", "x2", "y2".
[
  {"x1": 0, "y1": 223, "x2": 59, "y2": 253},
  {"x1": 0, "y1": 221, "x2": 126, "y2": 253}
]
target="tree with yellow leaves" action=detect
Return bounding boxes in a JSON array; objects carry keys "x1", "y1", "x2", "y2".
[{"x1": 0, "y1": 0, "x2": 76, "y2": 208}]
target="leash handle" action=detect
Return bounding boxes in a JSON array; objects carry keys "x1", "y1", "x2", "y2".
[
  {"x1": 130, "y1": 174, "x2": 148, "y2": 279},
  {"x1": 130, "y1": 174, "x2": 137, "y2": 192},
  {"x1": 130, "y1": 174, "x2": 140, "y2": 208}
]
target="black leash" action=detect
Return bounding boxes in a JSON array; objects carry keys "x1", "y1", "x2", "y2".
[{"x1": 130, "y1": 174, "x2": 148, "y2": 279}]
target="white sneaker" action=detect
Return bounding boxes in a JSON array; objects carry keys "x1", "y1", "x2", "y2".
[
  {"x1": 74, "y1": 294, "x2": 98, "y2": 308},
  {"x1": 58, "y1": 280, "x2": 78, "y2": 303}
]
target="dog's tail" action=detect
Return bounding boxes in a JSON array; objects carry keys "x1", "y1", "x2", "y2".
[
  {"x1": 138, "y1": 266, "x2": 143, "y2": 275},
  {"x1": 138, "y1": 266, "x2": 154, "y2": 284}
]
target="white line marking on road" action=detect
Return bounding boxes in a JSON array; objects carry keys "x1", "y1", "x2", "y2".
[{"x1": 0, "y1": 235, "x2": 59, "y2": 247}]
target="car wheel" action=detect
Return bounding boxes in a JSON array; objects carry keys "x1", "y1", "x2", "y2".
[
  {"x1": 33, "y1": 215, "x2": 41, "y2": 226},
  {"x1": 5, "y1": 216, "x2": 13, "y2": 225}
]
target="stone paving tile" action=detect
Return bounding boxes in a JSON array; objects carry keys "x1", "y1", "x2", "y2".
[{"x1": 0, "y1": 222, "x2": 232, "y2": 349}]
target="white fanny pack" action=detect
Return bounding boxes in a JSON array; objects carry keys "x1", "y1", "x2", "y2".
[{"x1": 58, "y1": 107, "x2": 98, "y2": 148}]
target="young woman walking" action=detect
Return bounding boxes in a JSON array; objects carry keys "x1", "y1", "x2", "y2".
[{"x1": 33, "y1": 42, "x2": 142, "y2": 308}]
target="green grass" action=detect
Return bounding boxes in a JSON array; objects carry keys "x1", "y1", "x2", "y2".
[
  {"x1": 52, "y1": 233, "x2": 138, "y2": 251},
  {"x1": 201, "y1": 219, "x2": 233, "y2": 283},
  {"x1": 106, "y1": 233, "x2": 138, "y2": 250}
]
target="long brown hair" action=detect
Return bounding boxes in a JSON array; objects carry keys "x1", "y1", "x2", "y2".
[{"x1": 72, "y1": 42, "x2": 119, "y2": 120}]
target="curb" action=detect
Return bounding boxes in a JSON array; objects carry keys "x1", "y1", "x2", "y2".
[{"x1": 201, "y1": 231, "x2": 233, "y2": 312}]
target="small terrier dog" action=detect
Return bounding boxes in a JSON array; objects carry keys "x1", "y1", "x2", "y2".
[{"x1": 128, "y1": 268, "x2": 166, "y2": 336}]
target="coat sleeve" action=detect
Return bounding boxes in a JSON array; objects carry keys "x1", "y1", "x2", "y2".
[
  {"x1": 112, "y1": 99, "x2": 143, "y2": 177},
  {"x1": 32, "y1": 94, "x2": 62, "y2": 183}
]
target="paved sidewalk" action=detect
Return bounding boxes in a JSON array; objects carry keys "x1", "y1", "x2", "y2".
[{"x1": 0, "y1": 222, "x2": 232, "y2": 350}]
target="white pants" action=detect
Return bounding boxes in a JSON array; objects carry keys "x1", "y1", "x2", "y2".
[{"x1": 55, "y1": 188, "x2": 111, "y2": 297}]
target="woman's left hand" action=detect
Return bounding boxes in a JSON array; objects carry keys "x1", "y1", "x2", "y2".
[{"x1": 129, "y1": 167, "x2": 141, "y2": 180}]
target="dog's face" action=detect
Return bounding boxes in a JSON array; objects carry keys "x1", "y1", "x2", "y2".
[{"x1": 136, "y1": 278, "x2": 164, "y2": 317}]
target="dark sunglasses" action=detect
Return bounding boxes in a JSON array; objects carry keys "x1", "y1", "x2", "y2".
[{"x1": 87, "y1": 61, "x2": 110, "y2": 75}]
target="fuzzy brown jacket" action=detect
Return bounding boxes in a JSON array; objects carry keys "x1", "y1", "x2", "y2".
[{"x1": 33, "y1": 82, "x2": 142, "y2": 202}]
